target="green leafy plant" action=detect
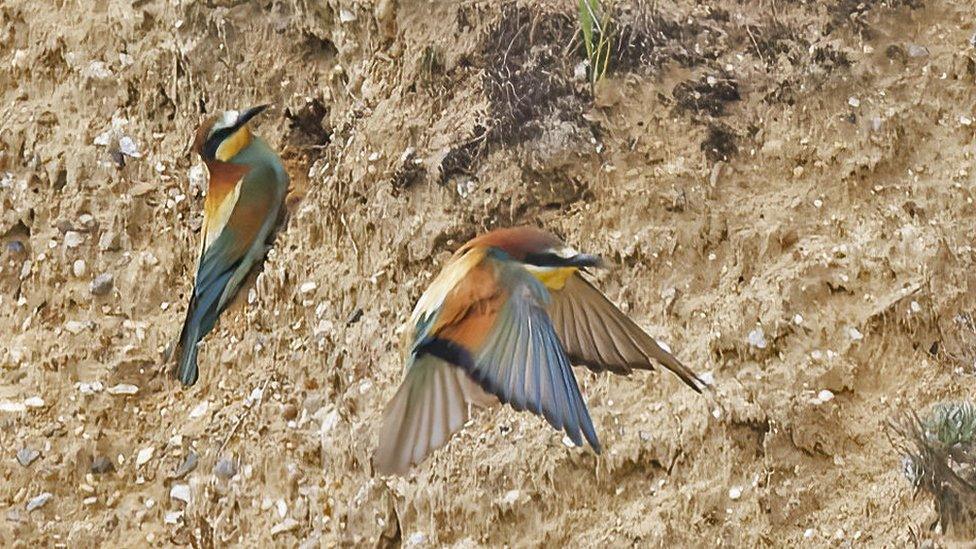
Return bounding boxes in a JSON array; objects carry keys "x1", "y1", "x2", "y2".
[
  {"x1": 578, "y1": 0, "x2": 613, "y2": 91},
  {"x1": 924, "y1": 401, "x2": 976, "y2": 448},
  {"x1": 893, "y1": 401, "x2": 976, "y2": 538}
]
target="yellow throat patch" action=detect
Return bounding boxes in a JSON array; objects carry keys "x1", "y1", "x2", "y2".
[
  {"x1": 216, "y1": 126, "x2": 251, "y2": 161},
  {"x1": 525, "y1": 265, "x2": 577, "y2": 290}
]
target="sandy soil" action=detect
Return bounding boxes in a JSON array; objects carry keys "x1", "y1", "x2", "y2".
[{"x1": 2, "y1": 0, "x2": 975, "y2": 546}]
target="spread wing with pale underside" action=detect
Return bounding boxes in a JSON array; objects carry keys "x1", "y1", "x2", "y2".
[{"x1": 547, "y1": 273, "x2": 702, "y2": 392}]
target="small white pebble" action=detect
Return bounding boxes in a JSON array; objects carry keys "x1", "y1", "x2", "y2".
[
  {"x1": 135, "y1": 447, "x2": 154, "y2": 466},
  {"x1": 276, "y1": 498, "x2": 288, "y2": 519},
  {"x1": 24, "y1": 396, "x2": 45, "y2": 408},
  {"x1": 818, "y1": 389, "x2": 835, "y2": 403},
  {"x1": 106, "y1": 384, "x2": 138, "y2": 395},
  {"x1": 502, "y1": 490, "x2": 520, "y2": 505},
  {"x1": 848, "y1": 96, "x2": 860, "y2": 108},
  {"x1": 170, "y1": 484, "x2": 191, "y2": 504},
  {"x1": 189, "y1": 401, "x2": 209, "y2": 419},
  {"x1": 72, "y1": 259, "x2": 87, "y2": 277},
  {"x1": 271, "y1": 518, "x2": 300, "y2": 536},
  {"x1": 573, "y1": 61, "x2": 587, "y2": 81},
  {"x1": 793, "y1": 314, "x2": 803, "y2": 325},
  {"x1": 26, "y1": 492, "x2": 53, "y2": 512},
  {"x1": 699, "y1": 371, "x2": 715, "y2": 386},
  {"x1": 804, "y1": 528, "x2": 815, "y2": 539},
  {"x1": 64, "y1": 231, "x2": 84, "y2": 249},
  {"x1": 813, "y1": 198, "x2": 823, "y2": 208},
  {"x1": 78, "y1": 381, "x2": 104, "y2": 394},
  {"x1": 961, "y1": 115, "x2": 973, "y2": 126},
  {"x1": 118, "y1": 136, "x2": 141, "y2": 158},
  {"x1": 910, "y1": 301, "x2": 921, "y2": 313},
  {"x1": 848, "y1": 327, "x2": 863, "y2": 341},
  {"x1": 299, "y1": 281, "x2": 317, "y2": 294},
  {"x1": 747, "y1": 327, "x2": 767, "y2": 349},
  {"x1": 728, "y1": 486, "x2": 742, "y2": 500}
]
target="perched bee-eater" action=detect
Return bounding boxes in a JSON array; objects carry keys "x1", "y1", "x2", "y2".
[
  {"x1": 172, "y1": 105, "x2": 289, "y2": 386},
  {"x1": 374, "y1": 226, "x2": 703, "y2": 474}
]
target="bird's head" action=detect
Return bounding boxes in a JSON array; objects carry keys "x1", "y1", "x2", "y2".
[
  {"x1": 464, "y1": 226, "x2": 605, "y2": 270},
  {"x1": 192, "y1": 105, "x2": 269, "y2": 163}
]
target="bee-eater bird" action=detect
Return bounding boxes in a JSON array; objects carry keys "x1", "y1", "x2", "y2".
[
  {"x1": 374, "y1": 226, "x2": 703, "y2": 474},
  {"x1": 172, "y1": 105, "x2": 289, "y2": 386}
]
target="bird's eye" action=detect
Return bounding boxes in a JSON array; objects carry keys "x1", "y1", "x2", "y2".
[{"x1": 203, "y1": 127, "x2": 235, "y2": 159}]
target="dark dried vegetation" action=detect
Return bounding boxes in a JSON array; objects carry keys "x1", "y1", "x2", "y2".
[
  {"x1": 673, "y1": 74, "x2": 740, "y2": 117},
  {"x1": 612, "y1": 6, "x2": 723, "y2": 72},
  {"x1": 701, "y1": 123, "x2": 738, "y2": 163},
  {"x1": 892, "y1": 404, "x2": 976, "y2": 539},
  {"x1": 440, "y1": 6, "x2": 584, "y2": 182},
  {"x1": 284, "y1": 97, "x2": 332, "y2": 162}
]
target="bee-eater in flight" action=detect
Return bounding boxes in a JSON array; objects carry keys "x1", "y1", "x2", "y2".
[
  {"x1": 173, "y1": 105, "x2": 289, "y2": 386},
  {"x1": 375, "y1": 226, "x2": 703, "y2": 474}
]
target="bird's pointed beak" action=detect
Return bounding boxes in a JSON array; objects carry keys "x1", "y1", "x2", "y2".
[
  {"x1": 235, "y1": 104, "x2": 270, "y2": 129},
  {"x1": 570, "y1": 253, "x2": 606, "y2": 269}
]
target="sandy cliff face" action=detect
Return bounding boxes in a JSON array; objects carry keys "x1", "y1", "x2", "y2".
[{"x1": 1, "y1": 0, "x2": 974, "y2": 545}]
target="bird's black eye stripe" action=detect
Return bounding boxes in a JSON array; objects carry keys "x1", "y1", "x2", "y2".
[
  {"x1": 203, "y1": 127, "x2": 235, "y2": 160},
  {"x1": 524, "y1": 252, "x2": 572, "y2": 267},
  {"x1": 524, "y1": 251, "x2": 603, "y2": 268}
]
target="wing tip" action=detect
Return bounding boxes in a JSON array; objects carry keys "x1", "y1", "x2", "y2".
[
  {"x1": 685, "y1": 372, "x2": 705, "y2": 394},
  {"x1": 372, "y1": 453, "x2": 411, "y2": 477},
  {"x1": 374, "y1": 354, "x2": 478, "y2": 477},
  {"x1": 651, "y1": 346, "x2": 707, "y2": 395}
]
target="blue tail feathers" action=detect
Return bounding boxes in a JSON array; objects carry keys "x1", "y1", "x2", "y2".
[
  {"x1": 174, "y1": 269, "x2": 234, "y2": 386},
  {"x1": 175, "y1": 332, "x2": 200, "y2": 386}
]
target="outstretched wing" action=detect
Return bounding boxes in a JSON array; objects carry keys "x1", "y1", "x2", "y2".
[
  {"x1": 460, "y1": 261, "x2": 599, "y2": 451},
  {"x1": 374, "y1": 352, "x2": 494, "y2": 475},
  {"x1": 547, "y1": 273, "x2": 702, "y2": 392}
]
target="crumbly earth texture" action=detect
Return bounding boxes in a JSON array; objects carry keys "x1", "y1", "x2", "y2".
[{"x1": 1, "y1": 0, "x2": 974, "y2": 546}]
